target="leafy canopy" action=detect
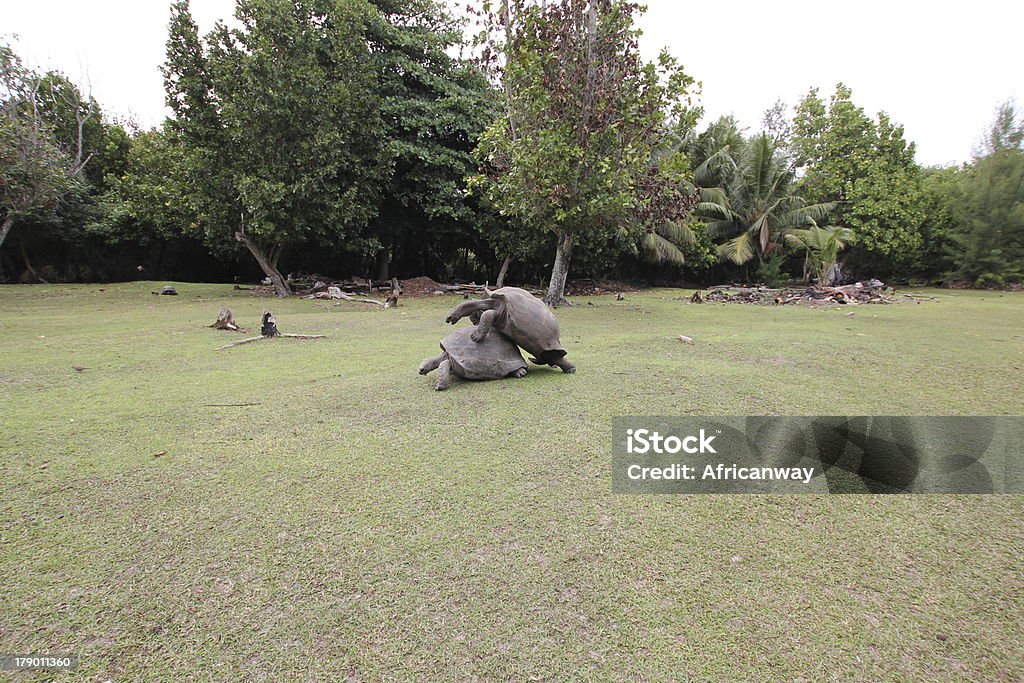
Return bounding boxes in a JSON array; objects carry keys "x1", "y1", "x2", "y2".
[
  {"x1": 470, "y1": 0, "x2": 700, "y2": 299},
  {"x1": 793, "y1": 84, "x2": 925, "y2": 272}
]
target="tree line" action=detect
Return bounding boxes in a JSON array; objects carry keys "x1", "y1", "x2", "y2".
[{"x1": 2, "y1": 0, "x2": 1022, "y2": 301}]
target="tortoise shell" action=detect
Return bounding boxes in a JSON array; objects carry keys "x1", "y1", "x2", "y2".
[
  {"x1": 440, "y1": 327, "x2": 527, "y2": 380},
  {"x1": 489, "y1": 287, "x2": 567, "y2": 362}
]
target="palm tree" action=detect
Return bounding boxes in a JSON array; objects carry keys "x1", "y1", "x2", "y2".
[
  {"x1": 634, "y1": 130, "x2": 712, "y2": 267},
  {"x1": 784, "y1": 223, "x2": 855, "y2": 285},
  {"x1": 699, "y1": 134, "x2": 836, "y2": 266}
]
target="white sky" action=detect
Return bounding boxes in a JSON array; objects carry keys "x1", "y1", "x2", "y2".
[{"x1": 2, "y1": 1, "x2": 1021, "y2": 166}]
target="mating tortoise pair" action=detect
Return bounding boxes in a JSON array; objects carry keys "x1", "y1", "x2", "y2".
[{"x1": 419, "y1": 287, "x2": 576, "y2": 390}]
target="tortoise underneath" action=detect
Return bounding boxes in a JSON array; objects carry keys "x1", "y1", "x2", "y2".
[{"x1": 419, "y1": 326, "x2": 528, "y2": 391}]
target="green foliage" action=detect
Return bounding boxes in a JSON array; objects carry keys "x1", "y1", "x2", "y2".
[
  {"x1": 637, "y1": 219, "x2": 713, "y2": 269},
  {"x1": 784, "y1": 223, "x2": 855, "y2": 285},
  {"x1": 1, "y1": 44, "x2": 84, "y2": 248},
  {"x1": 949, "y1": 147, "x2": 1024, "y2": 284},
  {"x1": 751, "y1": 253, "x2": 786, "y2": 287},
  {"x1": 792, "y1": 84, "x2": 926, "y2": 274},
  {"x1": 93, "y1": 128, "x2": 192, "y2": 245},
  {"x1": 365, "y1": 0, "x2": 500, "y2": 278},
  {"x1": 975, "y1": 272, "x2": 1005, "y2": 289},
  {"x1": 163, "y1": 0, "x2": 389, "y2": 293},
  {"x1": 975, "y1": 99, "x2": 1024, "y2": 157},
  {"x1": 471, "y1": 0, "x2": 700, "y2": 301},
  {"x1": 698, "y1": 133, "x2": 836, "y2": 266},
  {"x1": 915, "y1": 165, "x2": 963, "y2": 277}
]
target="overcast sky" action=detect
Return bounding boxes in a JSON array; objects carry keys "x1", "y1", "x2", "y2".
[{"x1": 3, "y1": 1, "x2": 1020, "y2": 166}]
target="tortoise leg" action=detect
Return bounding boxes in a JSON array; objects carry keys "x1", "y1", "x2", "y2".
[
  {"x1": 470, "y1": 309, "x2": 497, "y2": 343},
  {"x1": 419, "y1": 353, "x2": 444, "y2": 375},
  {"x1": 445, "y1": 299, "x2": 492, "y2": 325},
  {"x1": 434, "y1": 358, "x2": 452, "y2": 391},
  {"x1": 510, "y1": 367, "x2": 528, "y2": 378},
  {"x1": 551, "y1": 357, "x2": 576, "y2": 374}
]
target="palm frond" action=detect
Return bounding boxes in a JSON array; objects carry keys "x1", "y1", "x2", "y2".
[
  {"x1": 778, "y1": 201, "x2": 838, "y2": 229},
  {"x1": 696, "y1": 200, "x2": 732, "y2": 220},
  {"x1": 718, "y1": 231, "x2": 756, "y2": 265},
  {"x1": 640, "y1": 231, "x2": 686, "y2": 266},
  {"x1": 656, "y1": 221, "x2": 695, "y2": 246},
  {"x1": 693, "y1": 148, "x2": 736, "y2": 187},
  {"x1": 699, "y1": 187, "x2": 728, "y2": 205}
]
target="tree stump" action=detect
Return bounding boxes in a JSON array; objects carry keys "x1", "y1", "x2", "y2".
[
  {"x1": 210, "y1": 308, "x2": 242, "y2": 331},
  {"x1": 260, "y1": 310, "x2": 280, "y2": 337},
  {"x1": 384, "y1": 277, "x2": 402, "y2": 308}
]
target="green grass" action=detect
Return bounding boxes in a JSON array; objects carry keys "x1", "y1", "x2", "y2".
[{"x1": 1, "y1": 281, "x2": 1022, "y2": 682}]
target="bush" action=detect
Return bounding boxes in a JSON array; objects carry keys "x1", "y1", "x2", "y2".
[
  {"x1": 753, "y1": 256, "x2": 787, "y2": 287},
  {"x1": 975, "y1": 273, "x2": 1005, "y2": 289}
]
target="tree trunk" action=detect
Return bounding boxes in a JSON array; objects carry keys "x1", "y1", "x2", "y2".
[
  {"x1": 19, "y1": 240, "x2": 47, "y2": 283},
  {"x1": 375, "y1": 249, "x2": 390, "y2": 281},
  {"x1": 500, "y1": 0, "x2": 519, "y2": 141},
  {"x1": 544, "y1": 231, "x2": 573, "y2": 307},
  {"x1": 495, "y1": 254, "x2": 512, "y2": 288},
  {"x1": 0, "y1": 215, "x2": 13, "y2": 250},
  {"x1": 235, "y1": 231, "x2": 292, "y2": 297}
]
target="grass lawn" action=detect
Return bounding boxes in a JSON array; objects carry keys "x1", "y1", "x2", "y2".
[{"x1": 1, "y1": 282, "x2": 1022, "y2": 681}]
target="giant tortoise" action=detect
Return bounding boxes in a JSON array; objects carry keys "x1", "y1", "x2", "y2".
[
  {"x1": 419, "y1": 326, "x2": 528, "y2": 391},
  {"x1": 444, "y1": 287, "x2": 576, "y2": 373}
]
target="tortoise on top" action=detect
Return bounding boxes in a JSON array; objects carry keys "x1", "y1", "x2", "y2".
[
  {"x1": 419, "y1": 326, "x2": 528, "y2": 391},
  {"x1": 445, "y1": 286, "x2": 575, "y2": 373}
]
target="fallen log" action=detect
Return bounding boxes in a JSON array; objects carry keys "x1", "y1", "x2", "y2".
[
  {"x1": 216, "y1": 310, "x2": 325, "y2": 350},
  {"x1": 217, "y1": 332, "x2": 326, "y2": 350}
]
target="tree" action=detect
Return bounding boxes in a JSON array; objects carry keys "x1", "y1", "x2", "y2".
[
  {"x1": 471, "y1": 0, "x2": 699, "y2": 304},
  {"x1": 34, "y1": 72, "x2": 101, "y2": 179},
  {"x1": 365, "y1": 0, "x2": 500, "y2": 281},
  {"x1": 792, "y1": 84, "x2": 926, "y2": 274},
  {"x1": 163, "y1": 0, "x2": 388, "y2": 296},
  {"x1": 948, "y1": 102, "x2": 1024, "y2": 286},
  {"x1": 94, "y1": 127, "x2": 193, "y2": 247},
  {"x1": 699, "y1": 133, "x2": 836, "y2": 267},
  {"x1": 915, "y1": 165, "x2": 963, "y2": 278},
  {"x1": 0, "y1": 44, "x2": 82, "y2": 251},
  {"x1": 974, "y1": 99, "x2": 1024, "y2": 157},
  {"x1": 784, "y1": 224, "x2": 855, "y2": 285}
]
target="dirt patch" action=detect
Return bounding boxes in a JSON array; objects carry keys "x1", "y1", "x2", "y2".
[{"x1": 400, "y1": 276, "x2": 446, "y2": 297}]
